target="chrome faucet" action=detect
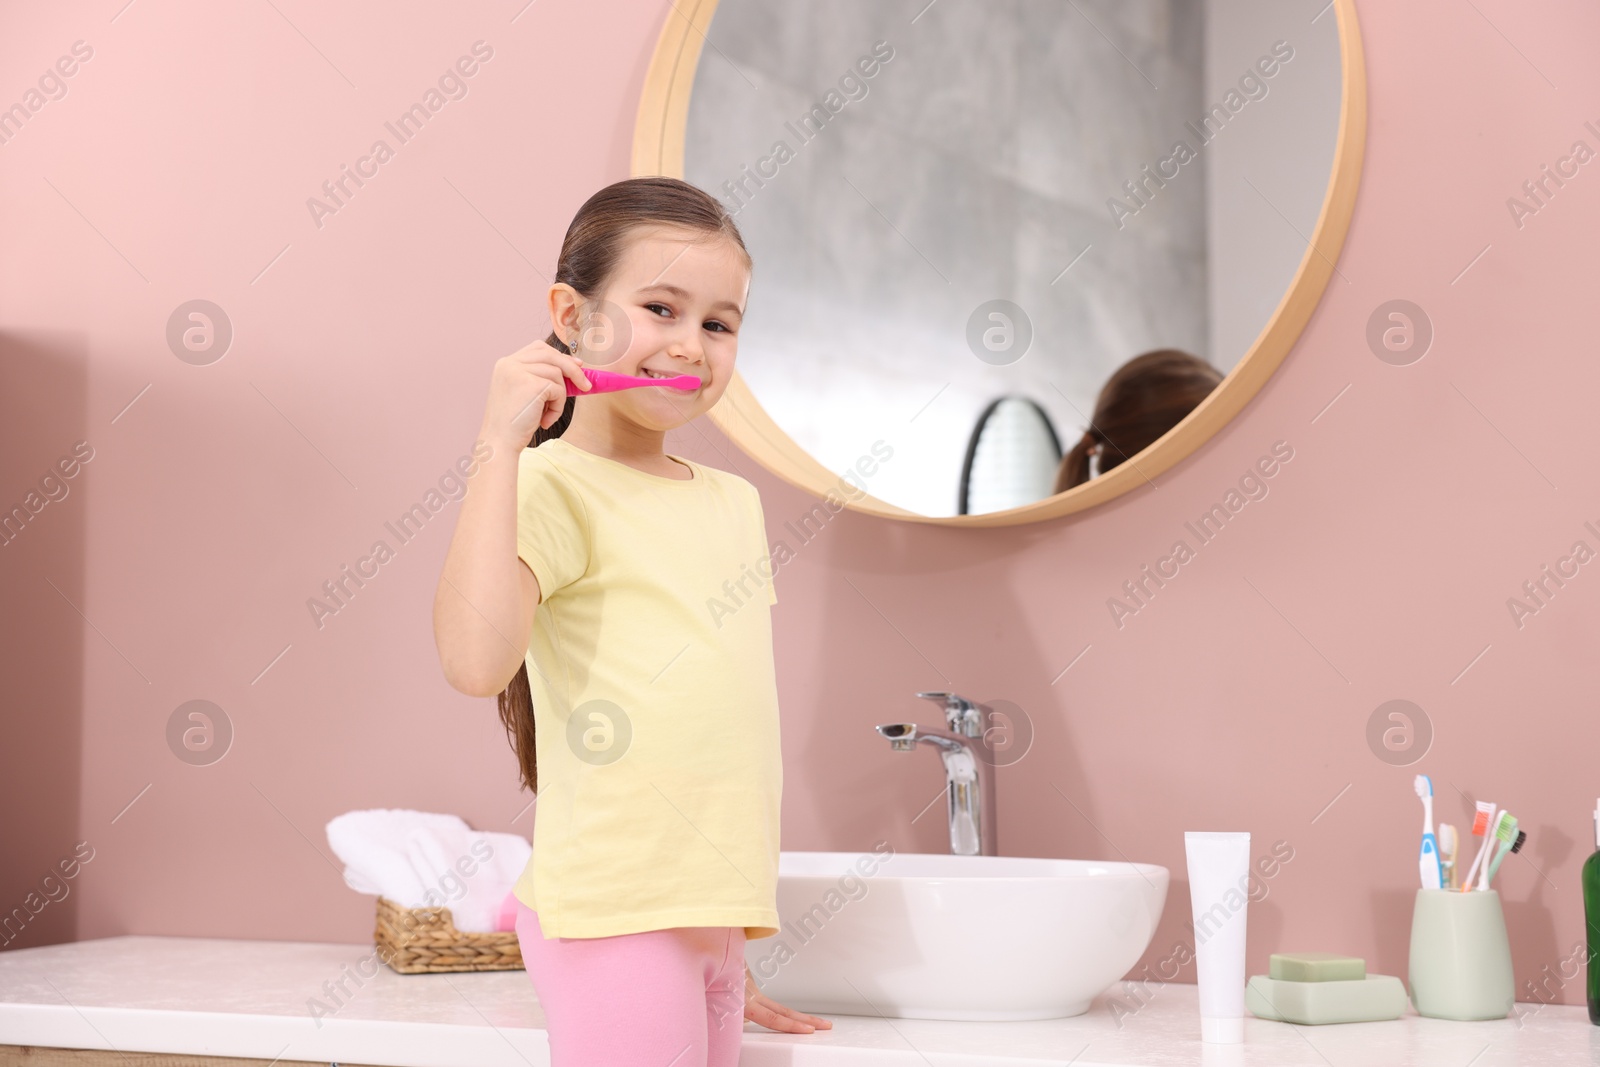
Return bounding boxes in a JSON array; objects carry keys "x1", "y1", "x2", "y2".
[{"x1": 875, "y1": 691, "x2": 998, "y2": 856}]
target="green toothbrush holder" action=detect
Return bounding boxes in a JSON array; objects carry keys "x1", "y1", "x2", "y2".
[{"x1": 1407, "y1": 888, "x2": 1515, "y2": 1020}]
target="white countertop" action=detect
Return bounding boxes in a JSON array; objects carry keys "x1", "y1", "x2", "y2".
[{"x1": 0, "y1": 936, "x2": 1596, "y2": 1066}]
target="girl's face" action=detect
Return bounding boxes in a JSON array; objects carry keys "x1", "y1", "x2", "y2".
[{"x1": 576, "y1": 224, "x2": 750, "y2": 432}]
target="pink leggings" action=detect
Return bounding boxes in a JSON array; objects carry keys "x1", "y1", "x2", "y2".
[{"x1": 514, "y1": 898, "x2": 746, "y2": 1067}]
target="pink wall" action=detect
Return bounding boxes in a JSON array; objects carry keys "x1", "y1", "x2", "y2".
[{"x1": 4, "y1": 0, "x2": 1598, "y2": 1009}]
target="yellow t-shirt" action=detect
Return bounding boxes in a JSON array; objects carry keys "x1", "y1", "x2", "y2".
[{"x1": 509, "y1": 436, "x2": 782, "y2": 940}]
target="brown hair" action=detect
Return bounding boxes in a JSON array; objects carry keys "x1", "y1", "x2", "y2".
[
  {"x1": 499, "y1": 176, "x2": 751, "y2": 794},
  {"x1": 1053, "y1": 349, "x2": 1223, "y2": 494}
]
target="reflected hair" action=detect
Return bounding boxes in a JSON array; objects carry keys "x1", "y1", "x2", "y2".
[
  {"x1": 1054, "y1": 349, "x2": 1223, "y2": 494},
  {"x1": 500, "y1": 176, "x2": 751, "y2": 794}
]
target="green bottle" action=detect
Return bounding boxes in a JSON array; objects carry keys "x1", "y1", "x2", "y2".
[{"x1": 1586, "y1": 799, "x2": 1600, "y2": 1024}]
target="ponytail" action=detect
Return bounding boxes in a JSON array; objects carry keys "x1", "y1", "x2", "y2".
[
  {"x1": 497, "y1": 334, "x2": 575, "y2": 796},
  {"x1": 1052, "y1": 349, "x2": 1223, "y2": 496},
  {"x1": 1056, "y1": 429, "x2": 1099, "y2": 494}
]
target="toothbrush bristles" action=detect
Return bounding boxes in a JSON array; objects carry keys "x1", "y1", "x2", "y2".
[{"x1": 1510, "y1": 830, "x2": 1527, "y2": 854}]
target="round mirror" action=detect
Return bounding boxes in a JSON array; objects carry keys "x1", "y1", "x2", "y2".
[{"x1": 634, "y1": 0, "x2": 1365, "y2": 525}]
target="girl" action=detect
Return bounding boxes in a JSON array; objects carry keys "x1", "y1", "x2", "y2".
[
  {"x1": 1053, "y1": 349, "x2": 1223, "y2": 493},
  {"x1": 432, "y1": 176, "x2": 830, "y2": 1065}
]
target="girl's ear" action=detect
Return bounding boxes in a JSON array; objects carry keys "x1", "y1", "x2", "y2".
[{"x1": 547, "y1": 283, "x2": 583, "y2": 346}]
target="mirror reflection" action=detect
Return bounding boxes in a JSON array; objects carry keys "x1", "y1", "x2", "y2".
[{"x1": 684, "y1": 0, "x2": 1342, "y2": 516}]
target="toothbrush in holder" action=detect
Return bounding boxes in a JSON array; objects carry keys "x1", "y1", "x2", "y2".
[
  {"x1": 1460, "y1": 801, "x2": 1498, "y2": 891},
  {"x1": 1486, "y1": 828, "x2": 1528, "y2": 887},
  {"x1": 1438, "y1": 822, "x2": 1458, "y2": 890},
  {"x1": 1415, "y1": 775, "x2": 1443, "y2": 890},
  {"x1": 1480, "y1": 812, "x2": 1518, "y2": 891}
]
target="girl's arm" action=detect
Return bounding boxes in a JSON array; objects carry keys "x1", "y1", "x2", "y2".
[
  {"x1": 432, "y1": 340, "x2": 589, "y2": 696},
  {"x1": 744, "y1": 964, "x2": 832, "y2": 1033}
]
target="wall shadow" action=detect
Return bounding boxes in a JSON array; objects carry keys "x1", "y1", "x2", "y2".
[{"x1": 0, "y1": 330, "x2": 88, "y2": 950}]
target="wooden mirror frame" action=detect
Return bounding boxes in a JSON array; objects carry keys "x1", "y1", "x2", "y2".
[{"x1": 632, "y1": 0, "x2": 1367, "y2": 527}]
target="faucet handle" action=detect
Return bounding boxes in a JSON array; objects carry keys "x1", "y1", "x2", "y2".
[{"x1": 915, "y1": 691, "x2": 982, "y2": 738}]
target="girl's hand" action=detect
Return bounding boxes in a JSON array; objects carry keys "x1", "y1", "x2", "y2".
[
  {"x1": 744, "y1": 963, "x2": 832, "y2": 1034},
  {"x1": 480, "y1": 338, "x2": 591, "y2": 447}
]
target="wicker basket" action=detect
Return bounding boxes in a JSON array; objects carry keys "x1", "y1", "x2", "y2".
[{"x1": 373, "y1": 894, "x2": 524, "y2": 974}]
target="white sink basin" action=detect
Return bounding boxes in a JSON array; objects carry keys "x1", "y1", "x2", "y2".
[{"x1": 744, "y1": 849, "x2": 1169, "y2": 1021}]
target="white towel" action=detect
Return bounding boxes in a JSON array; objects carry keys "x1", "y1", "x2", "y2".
[
  {"x1": 327, "y1": 809, "x2": 466, "y2": 904},
  {"x1": 326, "y1": 809, "x2": 531, "y2": 932}
]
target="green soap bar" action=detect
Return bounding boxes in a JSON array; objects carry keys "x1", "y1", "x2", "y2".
[
  {"x1": 1269, "y1": 952, "x2": 1366, "y2": 982},
  {"x1": 1246, "y1": 974, "x2": 1407, "y2": 1025}
]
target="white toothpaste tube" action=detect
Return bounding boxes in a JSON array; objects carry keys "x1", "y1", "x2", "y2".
[{"x1": 1185, "y1": 831, "x2": 1251, "y2": 1043}]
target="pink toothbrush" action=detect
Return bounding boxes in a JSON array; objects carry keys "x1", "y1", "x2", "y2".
[{"x1": 565, "y1": 367, "x2": 701, "y2": 396}]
